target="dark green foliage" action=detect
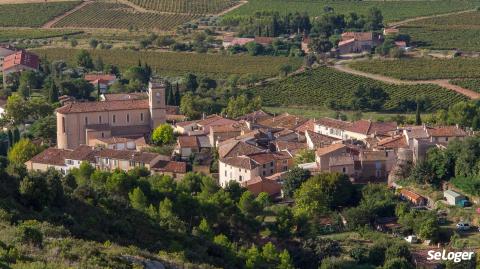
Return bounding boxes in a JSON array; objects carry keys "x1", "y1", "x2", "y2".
[{"x1": 282, "y1": 167, "x2": 311, "y2": 198}]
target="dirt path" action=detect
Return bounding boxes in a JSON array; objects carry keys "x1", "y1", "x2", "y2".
[
  {"x1": 217, "y1": 1, "x2": 248, "y2": 16},
  {"x1": 42, "y1": 0, "x2": 92, "y2": 29},
  {"x1": 388, "y1": 9, "x2": 476, "y2": 28},
  {"x1": 332, "y1": 61, "x2": 480, "y2": 99}
]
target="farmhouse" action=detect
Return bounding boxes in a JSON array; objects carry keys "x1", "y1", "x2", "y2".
[
  {"x1": 0, "y1": 45, "x2": 15, "y2": 70},
  {"x1": 56, "y1": 81, "x2": 166, "y2": 150},
  {"x1": 337, "y1": 32, "x2": 382, "y2": 54},
  {"x1": 2, "y1": 50, "x2": 39, "y2": 86},
  {"x1": 222, "y1": 36, "x2": 275, "y2": 48},
  {"x1": 84, "y1": 73, "x2": 117, "y2": 93},
  {"x1": 400, "y1": 189, "x2": 427, "y2": 206}
]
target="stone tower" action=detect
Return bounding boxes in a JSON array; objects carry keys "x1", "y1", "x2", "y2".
[{"x1": 148, "y1": 80, "x2": 166, "y2": 129}]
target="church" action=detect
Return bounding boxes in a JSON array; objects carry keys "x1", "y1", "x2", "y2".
[{"x1": 56, "y1": 81, "x2": 166, "y2": 150}]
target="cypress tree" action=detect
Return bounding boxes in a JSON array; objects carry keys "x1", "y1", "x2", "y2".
[
  {"x1": 165, "y1": 83, "x2": 171, "y2": 105},
  {"x1": 96, "y1": 83, "x2": 101, "y2": 101},
  {"x1": 13, "y1": 128, "x2": 20, "y2": 144},
  {"x1": 167, "y1": 84, "x2": 175, "y2": 106},
  {"x1": 174, "y1": 83, "x2": 181, "y2": 106},
  {"x1": 415, "y1": 100, "x2": 422, "y2": 125},
  {"x1": 48, "y1": 81, "x2": 59, "y2": 103},
  {"x1": 7, "y1": 129, "x2": 13, "y2": 148}
]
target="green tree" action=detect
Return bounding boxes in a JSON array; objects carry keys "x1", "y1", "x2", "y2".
[
  {"x1": 28, "y1": 115, "x2": 56, "y2": 144},
  {"x1": 47, "y1": 81, "x2": 59, "y2": 103},
  {"x1": 283, "y1": 167, "x2": 311, "y2": 198},
  {"x1": 151, "y1": 124, "x2": 174, "y2": 145},
  {"x1": 383, "y1": 258, "x2": 413, "y2": 269},
  {"x1": 18, "y1": 71, "x2": 37, "y2": 98},
  {"x1": 293, "y1": 149, "x2": 315, "y2": 165},
  {"x1": 89, "y1": 38, "x2": 99, "y2": 49},
  {"x1": 75, "y1": 50, "x2": 94, "y2": 69},
  {"x1": 238, "y1": 191, "x2": 261, "y2": 218},
  {"x1": 180, "y1": 92, "x2": 200, "y2": 119},
  {"x1": 277, "y1": 250, "x2": 294, "y2": 269},
  {"x1": 19, "y1": 172, "x2": 49, "y2": 209},
  {"x1": 129, "y1": 187, "x2": 147, "y2": 211},
  {"x1": 294, "y1": 172, "x2": 354, "y2": 217},
  {"x1": 222, "y1": 95, "x2": 262, "y2": 119},
  {"x1": 185, "y1": 73, "x2": 198, "y2": 92},
  {"x1": 7, "y1": 139, "x2": 41, "y2": 165},
  {"x1": 279, "y1": 64, "x2": 293, "y2": 77}
]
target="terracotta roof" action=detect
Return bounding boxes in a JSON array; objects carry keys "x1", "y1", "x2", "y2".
[
  {"x1": 346, "y1": 120, "x2": 397, "y2": 136},
  {"x1": 316, "y1": 143, "x2": 346, "y2": 156},
  {"x1": 338, "y1": 38, "x2": 355, "y2": 47},
  {"x1": 210, "y1": 122, "x2": 245, "y2": 133},
  {"x1": 218, "y1": 140, "x2": 264, "y2": 158},
  {"x1": 306, "y1": 130, "x2": 339, "y2": 147},
  {"x1": 376, "y1": 135, "x2": 408, "y2": 149},
  {"x1": 258, "y1": 113, "x2": 307, "y2": 130},
  {"x1": 95, "y1": 149, "x2": 162, "y2": 164},
  {"x1": 294, "y1": 119, "x2": 315, "y2": 134},
  {"x1": 360, "y1": 150, "x2": 387, "y2": 162},
  {"x1": 177, "y1": 136, "x2": 199, "y2": 148},
  {"x1": 229, "y1": 37, "x2": 255, "y2": 46},
  {"x1": 400, "y1": 188, "x2": 425, "y2": 202},
  {"x1": 315, "y1": 117, "x2": 351, "y2": 130},
  {"x1": 56, "y1": 99, "x2": 148, "y2": 114},
  {"x1": 67, "y1": 145, "x2": 96, "y2": 162},
  {"x1": 152, "y1": 160, "x2": 187, "y2": 173},
  {"x1": 221, "y1": 156, "x2": 256, "y2": 169},
  {"x1": 403, "y1": 125, "x2": 430, "y2": 139},
  {"x1": 197, "y1": 115, "x2": 237, "y2": 127},
  {"x1": 341, "y1": 32, "x2": 373, "y2": 41},
  {"x1": 427, "y1": 126, "x2": 467, "y2": 137},
  {"x1": 28, "y1": 148, "x2": 69, "y2": 166},
  {"x1": 248, "y1": 151, "x2": 291, "y2": 164},
  {"x1": 254, "y1": 37, "x2": 274, "y2": 45},
  {"x1": 275, "y1": 140, "x2": 306, "y2": 151},
  {"x1": 3, "y1": 50, "x2": 39, "y2": 71},
  {"x1": 102, "y1": 92, "x2": 147, "y2": 101},
  {"x1": 236, "y1": 110, "x2": 271, "y2": 121},
  {"x1": 241, "y1": 176, "x2": 282, "y2": 196}
]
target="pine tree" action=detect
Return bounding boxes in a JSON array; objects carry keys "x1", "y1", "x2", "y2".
[{"x1": 128, "y1": 187, "x2": 147, "y2": 211}]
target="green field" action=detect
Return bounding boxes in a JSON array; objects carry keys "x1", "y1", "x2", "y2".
[
  {"x1": 0, "y1": 1, "x2": 80, "y2": 27},
  {"x1": 252, "y1": 67, "x2": 467, "y2": 112},
  {"x1": 128, "y1": 0, "x2": 238, "y2": 14},
  {"x1": 0, "y1": 29, "x2": 82, "y2": 42},
  {"x1": 450, "y1": 79, "x2": 480, "y2": 93},
  {"x1": 400, "y1": 11, "x2": 480, "y2": 51},
  {"x1": 53, "y1": 2, "x2": 199, "y2": 30},
  {"x1": 31, "y1": 48, "x2": 302, "y2": 79},
  {"x1": 348, "y1": 58, "x2": 480, "y2": 80},
  {"x1": 224, "y1": 0, "x2": 480, "y2": 23}
]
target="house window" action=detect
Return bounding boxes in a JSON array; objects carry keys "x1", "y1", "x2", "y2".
[
  {"x1": 239, "y1": 176, "x2": 243, "y2": 181},
  {"x1": 127, "y1": 114, "x2": 130, "y2": 123},
  {"x1": 262, "y1": 164, "x2": 266, "y2": 168},
  {"x1": 85, "y1": 117, "x2": 88, "y2": 125},
  {"x1": 446, "y1": 137, "x2": 449, "y2": 142},
  {"x1": 225, "y1": 171, "x2": 227, "y2": 176},
  {"x1": 99, "y1": 115, "x2": 102, "y2": 123},
  {"x1": 342, "y1": 167, "x2": 346, "y2": 173},
  {"x1": 62, "y1": 117, "x2": 65, "y2": 133},
  {"x1": 140, "y1": 113, "x2": 144, "y2": 121},
  {"x1": 270, "y1": 169, "x2": 274, "y2": 174},
  {"x1": 270, "y1": 161, "x2": 274, "y2": 167},
  {"x1": 113, "y1": 115, "x2": 116, "y2": 123},
  {"x1": 101, "y1": 132, "x2": 104, "y2": 138},
  {"x1": 105, "y1": 158, "x2": 109, "y2": 164},
  {"x1": 129, "y1": 160, "x2": 135, "y2": 166},
  {"x1": 262, "y1": 171, "x2": 266, "y2": 176}
]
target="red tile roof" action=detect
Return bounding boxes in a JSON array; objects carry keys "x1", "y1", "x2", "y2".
[
  {"x1": 315, "y1": 117, "x2": 351, "y2": 130},
  {"x1": 242, "y1": 176, "x2": 282, "y2": 196},
  {"x1": 84, "y1": 74, "x2": 116, "y2": 83},
  {"x1": 28, "y1": 148, "x2": 69, "y2": 166},
  {"x1": 341, "y1": 32, "x2": 373, "y2": 41},
  {"x1": 218, "y1": 140, "x2": 264, "y2": 158},
  {"x1": 427, "y1": 126, "x2": 467, "y2": 137},
  {"x1": 95, "y1": 148, "x2": 163, "y2": 164},
  {"x1": 56, "y1": 99, "x2": 148, "y2": 114},
  {"x1": 3, "y1": 50, "x2": 39, "y2": 71},
  {"x1": 102, "y1": 92, "x2": 147, "y2": 101},
  {"x1": 376, "y1": 135, "x2": 408, "y2": 149},
  {"x1": 221, "y1": 156, "x2": 256, "y2": 169},
  {"x1": 316, "y1": 143, "x2": 346, "y2": 156},
  {"x1": 152, "y1": 160, "x2": 187, "y2": 173},
  {"x1": 177, "y1": 136, "x2": 199, "y2": 148},
  {"x1": 258, "y1": 113, "x2": 307, "y2": 130}
]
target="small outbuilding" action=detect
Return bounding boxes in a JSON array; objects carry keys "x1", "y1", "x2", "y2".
[{"x1": 444, "y1": 190, "x2": 466, "y2": 206}]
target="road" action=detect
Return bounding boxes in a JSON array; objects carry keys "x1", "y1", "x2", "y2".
[
  {"x1": 42, "y1": 0, "x2": 92, "y2": 29},
  {"x1": 388, "y1": 9, "x2": 476, "y2": 28}
]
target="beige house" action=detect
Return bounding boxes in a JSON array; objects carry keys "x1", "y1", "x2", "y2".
[
  {"x1": 95, "y1": 148, "x2": 168, "y2": 171},
  {"x1": 337, "y1": 32, "x2": 382, "y2": 54},
  {"x1": 56, "y1": 81, "x2": 166, "y2": 149}
]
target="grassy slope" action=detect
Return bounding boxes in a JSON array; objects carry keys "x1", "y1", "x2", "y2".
[
  {"x1": 252, "y1": 66, "x2": 467, "y2": 112},
  {"x1": 400, "y1": 11, "x2": 480, "y2": 51},
  {"x1": 224, "y1": 0, "x2": 480, "y2": 23},
  {"x1": 0, "y1": 1, "x2": 80, "y2": 27},
  {"x1": 31, "y1": 48, "x2": 302, "y2": 79},
  {"x1": 348, "y1": 58, "x2": 480, "y2": 80}
]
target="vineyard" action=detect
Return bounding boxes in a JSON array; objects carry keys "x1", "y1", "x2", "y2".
[
  {"x1": 251, "y1": 67, "x2": 467, "y2": 112},
  {"x1": 400, "y1": 11, "x2": 480, "y2": 51},
  {"x1": 31, "y1": 48, "x2": 302, "y2": 79},
  {"x1": 225, "y1": 0, "x2": 480, "y2": 23},
  {"x1": 128, "y1": 0, "x2": 238, "y2": 14},
  {"x1": 0, "y1": 29, "x2": 82, "y2": 42},
  {"x1": 450, "y1": 79, "x2": 480, "y2": 93},
  {"x1": 52, "y1": 2, "x2": 199, "y2": 30},
  {"x1": 348, "y1": 58, "x2": 480, "y2": 80},
  {"x1": 0, "y1": 1, "x2": 80, "y2": 27}
]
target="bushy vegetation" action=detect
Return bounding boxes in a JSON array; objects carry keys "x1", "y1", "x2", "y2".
[
  {"x1": 0, "y1": 29, "x2": 82, "y2": 42},
  {"x1": 349, "y1": 58, "x2": 480, "y2": 80},
  {"x1": 225, "y1": 0, "x2": 480, "y2": 23},
  {"x1": 0, "y1": 1, "x2": 80, "y2": 27},
  {"x1": 251, "y1": 67, "x2": 467, "y2": 112},
  {"x1": 32, "y1": 48, "x2": 302, "y2": 79},
  {"x1": 53, "y1": 2, "x2": 200, "y2": 30},
  {"x1": 400, "y1": 10, "x2": 480, "y2": 51},
  {"x1": 128, "y1": 0, "x2": 238, "y2": 14}
]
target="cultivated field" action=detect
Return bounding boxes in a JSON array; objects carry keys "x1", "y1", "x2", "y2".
[
  {"x1": 400, "y1": 11, "x2": 480, "y2": 51},
  {"x1": 52, "y1": 2, "x2": 199, "y2": 30},
  {"x1": 0, "y1": 1, "x2": 80, "y2": 27},
  {"x1": 252, "y1": 67, "x2": 467, "y2": 112},
  {"x1": 0, "y1": 29, "x2": 82, "y2": 42},
  {"x1": 225, "y1": 0, "x2": 480, "y2": 23},
  {"x1": 128, "y1": 0, "x2": 238, "y2": 14},
  {"x1": 31, "y1": 48, "x2": 302, "y2": 78},
  {"x1": 450, "y1": 79, "x2": 480, "y2": 93},
  {"x1": 0, "y1": 0, "x2": 77, "y2": 3},
  {"x1": 348, "y1": 58, "x2": 480, "y2": 80}
]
